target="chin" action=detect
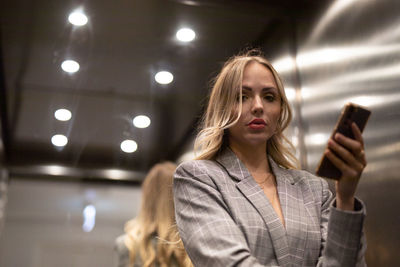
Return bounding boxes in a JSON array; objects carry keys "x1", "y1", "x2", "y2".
[{"x1": 245, "y1": 136, "x2": 268, "y2": 147}]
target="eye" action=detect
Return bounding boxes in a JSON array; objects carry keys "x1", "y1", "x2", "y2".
[
  {"x1": 237, "y1": 93, "x2": 249, "y2": 102},
  {"x1": 264, "y1": 94, "x2": 275, "y2": 102}
]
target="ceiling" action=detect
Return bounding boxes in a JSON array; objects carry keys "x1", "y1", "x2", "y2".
[{"x1": 0, "y1": 0, "x2": 327, "y2": 181}]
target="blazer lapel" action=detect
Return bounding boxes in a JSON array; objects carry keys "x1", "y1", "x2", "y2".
[
  {"x1": 216, "y1": 148, "x2": 292, "y2": 266},
  {"x1": 271, "y1": 158, "x2": 308, "y2": 265}
]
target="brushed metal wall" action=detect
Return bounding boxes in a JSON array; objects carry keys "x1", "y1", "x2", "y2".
[{"x1": 273, "y1": 0, "x2": 400, "y2": 265}]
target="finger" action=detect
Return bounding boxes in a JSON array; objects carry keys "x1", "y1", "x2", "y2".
[
  {"x1": 350, "y1": 123, "x2": 367, "y2": 165},
  {"x1": 328, "y1": 139, "x2": 365, "y2": 170},
  {"x1": 325, "y1": 149, "x2": 359, "y2": 178},
  {"x1": 334, "y1": 133, "x2": 364, "y2": 157},
  {"x1": 351, "y1": 122, "x2": 364, "y2": 148}
]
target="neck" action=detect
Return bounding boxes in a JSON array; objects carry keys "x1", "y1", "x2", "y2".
[{"x1": 229, "y1": 142, "x2": 271, "y2": 174}]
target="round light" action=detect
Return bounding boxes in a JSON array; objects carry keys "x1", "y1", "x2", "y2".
[
  {"x1": 68, "y1": 11, "x2": 88, "y2": 26},
  {"x1": 120, "y1": 140, "x2": 137, "y2": 153},
  {"x1": 155, "y1": 71, "x2": 173, "y2": 85},
  {"x1": 54, "y1": 109, "x2": 72, "y2": 121},
  {"x1": 176, "y1": 28, "x2": 196, "y2": 42},
  {"x1": 133, "y1": 115, "x2": 151, "y2": 128},
  {"x1": 61, "y1": 60, "x2": 80, "y2": 73},
  {"x1": 51, "y1": 134, "x2": 68, "y2": 147}
]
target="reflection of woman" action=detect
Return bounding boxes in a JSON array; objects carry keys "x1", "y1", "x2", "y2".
[
  {"x1": 114, "y1": 162, "x2": 192, "y2": 267},
  {"x1": 174, "y1": 50, "x2": 367, "y2": 266}
]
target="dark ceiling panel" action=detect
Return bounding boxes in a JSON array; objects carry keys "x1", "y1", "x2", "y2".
[{"x1": 0, "y1": 0, "x2": 327, "y2": 180}]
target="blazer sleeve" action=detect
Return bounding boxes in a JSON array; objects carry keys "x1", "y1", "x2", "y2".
[
  {"x1": 173, "y1": 161, "x2": 267, "y2": 267},
  {"x1": 317, "y1": 180, "x2": 367, "y2": 267}
]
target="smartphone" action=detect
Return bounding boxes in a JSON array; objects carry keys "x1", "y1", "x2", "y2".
[{"x1": 316, "y1": 102, "x2": 371, "y2": 180}]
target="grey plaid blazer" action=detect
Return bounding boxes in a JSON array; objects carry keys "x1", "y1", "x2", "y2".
[{"x1": 173, "y1": 148, "x2": 367, "y2": 267}]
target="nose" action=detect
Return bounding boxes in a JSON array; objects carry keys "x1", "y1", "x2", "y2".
[{"x1": 251, "y1": 95, "x2": 263, "y2": 115}]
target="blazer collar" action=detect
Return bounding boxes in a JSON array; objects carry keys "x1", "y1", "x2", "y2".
[
  {"x1": 216, "y1": 147, "x2": 297, "y2": 185},
  {"x1": 215, "y1": 147, "x2": 252, "y2": 182}
]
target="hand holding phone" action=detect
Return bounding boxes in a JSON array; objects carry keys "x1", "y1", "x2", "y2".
[{"x1": 316, "y1": 103, "x2": 371, "y2": 180}]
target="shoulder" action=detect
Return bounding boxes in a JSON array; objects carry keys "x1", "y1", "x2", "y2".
[
  {"x1": 114, "y1": 234, "x2": 130, "y2": 265},
  {"x1": 174, "y1": 159, "x2": 231, "y2": 194},
  {"x1": 286, "y1": 168, "x2": 332, "y2": 202},
  {"x1": 114, "y1": 234, "x2": 128, "y2": 252},
  {"x1": 270, "y1": 156, "x2": 329, "y2": 192},
  {"x1": 175, "y1": 159, "x2": 224, "y2": 181},
  {"x1": 294, "y1": 169, "x2": 328, "y2": 188},
  {"x1": 284, "y1": 168, "x2": 328, "y2": 187}
]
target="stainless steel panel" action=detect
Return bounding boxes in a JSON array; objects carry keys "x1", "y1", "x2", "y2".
[
  {"x1": 1, "y1": 0, "x2": 398, "y2": 265},
  {"x1": 274, "y1": 0, "x2": 400, "y2": 265}
]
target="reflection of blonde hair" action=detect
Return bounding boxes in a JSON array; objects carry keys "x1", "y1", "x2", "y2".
[
  {"x1": 124, "y1": 162, "x2": 192, "y2": 267},
  {"x1": 195, "y1": 50, "x2": 299, "y2": 169}
]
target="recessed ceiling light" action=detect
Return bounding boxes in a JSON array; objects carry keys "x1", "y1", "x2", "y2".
[
  {"x1": 120, "y1": 140, "x2": 138, "y2": 153},
  {"x1": 54, "y1": 109, "x2": 72, "y2": 121},
  {"x1": 176, "y1": 28, "x2": 196, "y2": 42},
  {"x1": 61, "y1": 60, "x2": 80, "y2": 73},
  {"x1": 133, "y1": 115, "x2": 151, "y2": 128},
  {"x1": 51, "y1": 134, "x2": 68, "y2": 147},
  {"x1": 68, "y1": 11, "x2": 88, "y2": 26},
  {"x1": 155, "y1": 71, "x2": 173, "y2": 84}
]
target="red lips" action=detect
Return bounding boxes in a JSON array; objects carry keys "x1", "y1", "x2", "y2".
[{"x1": 247, "y1": 118, "x2": 266, "y2": 129}]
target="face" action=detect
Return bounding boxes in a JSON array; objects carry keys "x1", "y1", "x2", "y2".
[{"x1": 228, "y1": 61, "x2": 281, "y2": 150}]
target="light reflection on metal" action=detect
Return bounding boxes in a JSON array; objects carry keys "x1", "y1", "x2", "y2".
[
  {"x1": 348, "y1": 96, "x2": 385, "y2": 107},
  {"x1": 0, "y1": 169, "x2": 8, "y2": 235},
  {"x1": 44, "y1": 165, "x2": 67, "y2": 176},
  {"x1": 284, "y1": 87, "x2": 296, "y2": 102},
  {"x1": 82, "y1": 204, "x2": 96, "y2": 232},
  {"x1": 300, "y1": 87, "x2": 312, "y2": 100},
  {"x1": 305, "y1": 133, "x2": 329, "y2": 146},
  {"x1": 9, "y1": 165, "x2": 145, "y2": 181},
  {"x1": 272, "y1": 56, "x2": 296, "y2": 73},
  {"x1": 307, "y1": 0, "x2": 369, "y2": 45},
  {"x1": 366, "y1": 142, "x2": 400, "y2": 160},
  {"x1": 103, "y1": 169, "x2": 136, "y2": 180},
  {"x1": 368, "y1": 18, "x2": 400, "y2": 44},
  {"x1": 273, "y1": 45, "x2": 400, "y2": 73},
  {"x1": 301, "y1": 93, "x2": 400, "y2": 119},
  {"x1": 334, "y1": 63, "x2": 400, "y2": 83},
  {"x1": 285, "y1": 0, "x2": 400, "y2": 264}
]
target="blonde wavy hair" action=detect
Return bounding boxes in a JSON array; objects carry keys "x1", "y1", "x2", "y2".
[
  {"x1": 124, "y1": 162, "x2": 192, "y2": 267},
  {"x1": 195, "y1": 49, "x2": 299, "y2": 169}
]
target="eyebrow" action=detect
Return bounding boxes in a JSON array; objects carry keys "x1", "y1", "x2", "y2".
[{"x1": 242, "y1": 86, "x2": 278, "y2": 93}]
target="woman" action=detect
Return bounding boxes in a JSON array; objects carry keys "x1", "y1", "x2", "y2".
[
  {"x1": 115, "y1": 162, "x2": 192, "y2": 267},
  {"x1": 173, "y1": 50, "x2": 367, "y2": 266}
]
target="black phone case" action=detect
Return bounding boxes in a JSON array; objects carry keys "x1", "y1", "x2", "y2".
[{"x1": 316, "y1": 103, "x2": 371, "y2": 179}]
